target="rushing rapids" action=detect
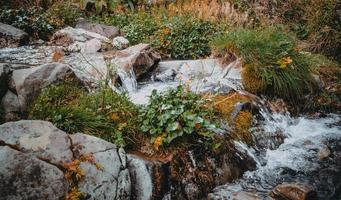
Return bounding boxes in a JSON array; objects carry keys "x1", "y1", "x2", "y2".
[{"x1": 119, "y1": 59, "x2": 341, "y2": 199}]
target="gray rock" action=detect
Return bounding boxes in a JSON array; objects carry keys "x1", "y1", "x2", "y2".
[
  {"x1": 0, "y1": 120, "x2": 73, "y2": 165},
  {"x1": 50, "y1": 26, "x2": 109, "y2": 47},
  {"x1": 317, "y1": 146, "x2": 331, "y2": 160},
  {"x1": 62, "y1": 53, "x2": 109, "y2": 89},
  {"x1": 76, "y1": 19, "x2": 120, "y2": 38},
  {"x1": 81, "y1": 38, "x2": 102, "y2": 53},
  {"x1": 113, "y1": 36, "x2": 129, "y2": 50},
  {"x1": 0, "y1": 146, "x2": 69, "y2": 200},
  {"x1": 1, "y1": 90, "x2": 21, "y2": 122},
  {"x1": 111, "y1": 43, "x2": 161, "y2": 79},
  {"x1": 0, "y1": 63, "x2": 12, "y2": 99},
  {"x1": 127, "y1": 154, "x2": 153, "y2": 200},
  {"x1": 0, "y1": 22, "x2": 28, "y2": 48},
  {"x1": 0, "y1": 46, "x2": 56, "y2": 66},
  {"x1": 0, "y1": 120, "x2": 132, "y2": 200},
  {"x1": 9, "y1": 63, "x2": 76, "y2": 113}
]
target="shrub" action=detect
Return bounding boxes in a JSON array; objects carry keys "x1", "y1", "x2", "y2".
[
  {"x1": 212, "y1": 26, "x2": 315, "y2": 102},
  {"x1": 97, "y1": 12, "x2": 222, "y2": 59},
  {"x1": 152, "y1": 14, "x2": 218, "y2": 59},
  {"x1": 139, "y1": 86, "x2": 219, "y2": 150},
  {"x1": 0, "y1": 7, "x2": 54, "y2": 39},
  {"x1": 29, "y1": 83, "x2": 140, "y2": 147},
  {"x1": 45, "y1": 1, "x2": 82, "y2": 28}
]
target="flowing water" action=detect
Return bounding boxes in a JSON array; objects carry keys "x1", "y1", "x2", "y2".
[
  {"x1": 210, "y1": 112, "x2": 341, "y2": 199},
  {"x1": 118, "y1": 59, "x2": 341, "y2": 199}
]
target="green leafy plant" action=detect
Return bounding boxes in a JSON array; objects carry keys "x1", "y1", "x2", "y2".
[
  {"x1": 139, "y1": 86, "x2": 219, "y2": 149},
  {"x1": 212, "y1": 26, "x2": 315, "y2": 102}
]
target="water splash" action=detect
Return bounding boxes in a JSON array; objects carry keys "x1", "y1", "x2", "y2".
[{"x1": 210, "y1": 113, "x2": 341, "y2": 199}]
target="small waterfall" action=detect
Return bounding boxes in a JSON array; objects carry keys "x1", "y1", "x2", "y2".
[{"x1": 117, "y1": 68, "x2": 138, "y2": 92}]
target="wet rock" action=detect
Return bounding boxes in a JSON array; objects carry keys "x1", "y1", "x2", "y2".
[
  {"x1": 113, "y1": 36, "x2": 130, "y2": 50},
  {"x1": 317, "y1": 146, "x2": 331, "y2": 160},
  {"x1": 111, "y1": 43, "x2": 161, "y2": 79},
  {"x1": 0, "y1": 22, "x2": 28, "y2": 48},
  {"x1": 0, "y1": 146, "x2": 69, "y2": 200},
  {"x1": 0, "y1": 120, "x2": 132, "y2": 199},
  {"x1": 9, "y1": 63, "x2": 76, "y2": 116},
  {"x1": 50, "y1": 26, "x2": 109, "y2": 47},
  {"x1": 252, "y1": 130, "x2": 286, "y2": 150},
  {"x1": 1, "y1": 90, "x2": 21, "y2": 122},
  {"x1": 0, "y1": 63, "x2": 12, "y2": 99},
  {"x1": 154, "y1": 69, "x2": 177, "y2": 82},
  {"x1": 76, "y1": 19, "x2": 120, "y2": 38},
  {"x1": 81, "y1": 38, "x2": 102, "y2": 53},
  {"x1": 269, "y1": 183, "x2": 317, "y2": 200}
]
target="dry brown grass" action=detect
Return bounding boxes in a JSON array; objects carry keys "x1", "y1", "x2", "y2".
[{"x1": 166, "y1": 0, "x2": 250, "y2": 26}]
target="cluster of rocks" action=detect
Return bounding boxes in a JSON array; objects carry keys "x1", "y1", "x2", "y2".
[{"x1": 0, "y1": 20, "x2": 160, "y2": 121}]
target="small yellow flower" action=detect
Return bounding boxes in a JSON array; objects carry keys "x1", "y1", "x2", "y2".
[{"x1": 277, "y1": 57, "x2": 293, "y2": 69}]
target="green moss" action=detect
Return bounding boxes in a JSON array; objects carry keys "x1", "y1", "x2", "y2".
[
  {"x1": 213, "y1": 93, "x2": 253, "y2": 144},
  {"x1": 212, "y1": 26, "x2": 315, "y2": 102}
]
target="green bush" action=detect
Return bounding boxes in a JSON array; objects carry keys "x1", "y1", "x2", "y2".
[
  {"x1": 96, "y1": 12, "x2": 223, "y2": 59},
  {"x1": 212, "y1": 26, "x2": 315, "y2": 102},
  {"x1": 0, "y1": 7, "x2": 54, "y2": 39},
  {"x1": 45, "y1": 1, "x2": 82, "y2": 28},
  {"x1": 139, "y1": 86, "x2": 219, "y2": 149},
  {"x1": 29, "y1": 83, "x2": 140, "y2": 147}
]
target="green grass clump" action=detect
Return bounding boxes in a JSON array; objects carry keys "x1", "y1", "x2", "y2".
[
  {"x1": 140, "y1": 86, "x2": 220, "y2": 150},
  {"x1": 212, "y1": 26, "x2": 315, "y2": 102},
  {"x1": 29, "y1": 83, "x2": 140, "y2": 147}
]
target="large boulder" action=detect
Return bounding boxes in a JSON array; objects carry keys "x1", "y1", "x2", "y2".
[
  {"x1": 110, "y1": 44, "x2": 161, "y2": 79},
  {"x1": 0, "y1": 120, "x2": 132, "y2": 200},
  {"x1": 76, "y1": 19, "x2": 121, "y2": 38},
  {"x1": 0, "y1": 146, "x2": 69, "y2": 200},
  {"x1": 62, "y1": 53, "x2": 109, "y2": 89},
  {"x1": 8, "y1": 63, "x2": 77, "y2": 116},
  {"x1": 0, "y1": 22, "x2": 28, "y2": 48},
  {"x1": 269, "y1": 183, "x2": 318, "y2": 200}
]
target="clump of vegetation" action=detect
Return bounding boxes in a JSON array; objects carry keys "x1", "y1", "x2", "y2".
[
  {"x1": 212, "y1": 26, "x2": 315, "y2": 102},
  {"x1": 29, "y1": 83, "x2": 140, "y2": 147},
  {"x1": 96, "y1": 11, "x2": 222, "y2": 59},
  {"x1": 0, "y1": 1, "x2": 82, "y2": 39},
  {"x1": 0, "y1": 7, "x2": 54, "y2": 39},
  {"x1": 140, "y1": 86, "x2": 220, "y2": 150},
  {"x1": 45, "y1": 1, "x2": 82, "y2": 28}
]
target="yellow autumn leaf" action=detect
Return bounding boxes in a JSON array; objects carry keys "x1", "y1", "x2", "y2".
[{"x1": 153, "y1": 136, "x2": 164, "y2": 151}]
